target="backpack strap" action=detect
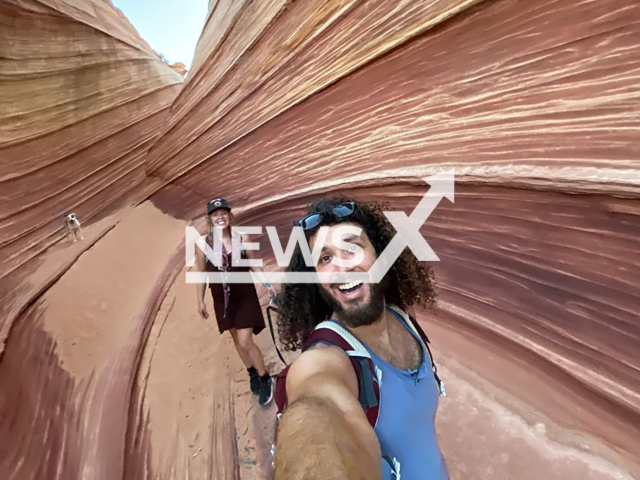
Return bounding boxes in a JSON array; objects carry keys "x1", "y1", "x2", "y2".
[
  {"x1": 274, "y1": 320, "x2": 381, "y2": 428},
  {"x1": 305, "y1": 321, "x2": 380, "y2": 427},
  {"x1": 387, "y1": 305, "x2": 446, "y2": 397},
  {"x1": 306, "y1": 320, "x2": 370, "y2": 357}
]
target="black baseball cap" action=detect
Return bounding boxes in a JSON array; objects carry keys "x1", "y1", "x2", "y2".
[{"x1": 207, "y1": 198, "x2": 230, "y2": 215}]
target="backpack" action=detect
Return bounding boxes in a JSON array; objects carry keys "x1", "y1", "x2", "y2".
[{"x1": 269, "y1": 304, "x2": 445, "y2": 429}]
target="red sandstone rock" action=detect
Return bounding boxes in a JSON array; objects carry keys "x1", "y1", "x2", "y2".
[
  {"x1": 0, "y1": 0, "x2": 183, "y2": 281},
  {"x1": 1, "y1": 0, "x2": 639, "y2": 479}
]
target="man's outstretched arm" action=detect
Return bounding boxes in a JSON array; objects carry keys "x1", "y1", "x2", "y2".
[{"x1": 274, "y1": 347, "x2": 382, "y2": 480}]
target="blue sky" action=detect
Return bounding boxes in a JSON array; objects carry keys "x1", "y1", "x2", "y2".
[{"x1": 112, "y1": 0, "x2": 209, "y2": 69}]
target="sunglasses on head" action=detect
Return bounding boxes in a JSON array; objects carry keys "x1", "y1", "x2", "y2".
[{"x1": 298, "y1": 202, "x2": 356, "y2": 231}]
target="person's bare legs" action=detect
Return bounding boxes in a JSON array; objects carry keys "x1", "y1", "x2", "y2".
[
  {"x1": 229, "y1": 328, "x2": 253, "y2": 368},
  {"x1": 230, "y1": 328, "x2": 268, "y2": 376}
]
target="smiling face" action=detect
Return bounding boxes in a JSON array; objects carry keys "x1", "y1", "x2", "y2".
[
  {"x1": 209, "y1": 209, "x2": 231, "y2": 231},
  {"x1": 310, "y1": 222, "x2": 387, "y2": 327}
]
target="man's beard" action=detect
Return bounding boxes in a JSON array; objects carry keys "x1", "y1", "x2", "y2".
[{"x1": 319, "y1": 276, "x2": 389, "y2": 328}]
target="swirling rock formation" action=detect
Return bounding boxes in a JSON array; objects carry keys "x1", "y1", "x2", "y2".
[
  {"x1": 0, "y1": 1, "x2": 182, "y2": 478},
  {"x1": 1, "y1": 0, "x2": 639, "y2": 479},
  {"x1": 0, "y1": 0, "x2": 183, "y2": 280},
  {"x1": 135, "y1": 0, "x2": 640, "y2": 477}
]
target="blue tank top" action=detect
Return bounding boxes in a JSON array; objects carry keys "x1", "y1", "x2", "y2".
[{"x1": 364, "y1": 308, "x2": 448, "y2": 480}]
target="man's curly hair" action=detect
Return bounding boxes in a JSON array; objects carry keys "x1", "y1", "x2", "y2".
[{"x1": 276, "y1": 196, "x2": 437, "y2": 351}]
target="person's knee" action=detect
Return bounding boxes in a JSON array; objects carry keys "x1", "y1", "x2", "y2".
[{"x1": 237, "y1": 331, "x2": 254, "y2": 352}]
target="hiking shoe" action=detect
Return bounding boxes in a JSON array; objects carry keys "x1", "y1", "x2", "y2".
[
  {"x1": 248, "y1": 367, "x2": 261, "y2": 395},
  {"x1": 259, "y1": 374, "x2": 273, "y2": 406}
]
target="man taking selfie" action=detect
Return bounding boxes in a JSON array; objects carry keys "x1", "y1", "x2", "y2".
[{"x1": 273, "y1": 197, "x2": 449, "y2": 480}]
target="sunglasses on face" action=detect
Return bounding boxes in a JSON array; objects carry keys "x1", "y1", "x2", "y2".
[{"x1": 298, "y1": 202, "x2": 356, "y2": 230}]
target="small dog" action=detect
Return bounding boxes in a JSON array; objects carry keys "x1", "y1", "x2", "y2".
[{"x1": 64, "y1": 213, "x2": 84, "y2": 242}]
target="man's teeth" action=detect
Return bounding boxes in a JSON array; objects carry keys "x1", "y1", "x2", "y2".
[{"x1": 338, "y1": 281, "x2": 362, "y2": 291}]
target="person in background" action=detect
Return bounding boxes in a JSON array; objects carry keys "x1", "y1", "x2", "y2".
[{"x1": 196, "y1": 198, "x2": 277, "y2": 406}]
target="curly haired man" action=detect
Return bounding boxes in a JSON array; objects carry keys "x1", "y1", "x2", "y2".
[{"x1": 273, "y1": 197, "x2": 449, "y2": 480}]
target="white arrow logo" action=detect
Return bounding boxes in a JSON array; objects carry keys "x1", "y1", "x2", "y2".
[{"x1": 367, "y1": 169, "x2": 454, "y2": 283}]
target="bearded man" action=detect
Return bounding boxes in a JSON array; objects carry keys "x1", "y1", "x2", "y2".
[{"x1": 273, "y1": 197, "x2": 448, "y2": 480}]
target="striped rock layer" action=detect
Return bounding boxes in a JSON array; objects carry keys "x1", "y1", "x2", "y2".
[{"x1": 1, "y1": 1, "x2": 639, "y2": 480}]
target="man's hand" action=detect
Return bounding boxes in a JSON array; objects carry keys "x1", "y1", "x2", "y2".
[{"x1": 198, "y1": 300, "x2": 209, "y2": 319}]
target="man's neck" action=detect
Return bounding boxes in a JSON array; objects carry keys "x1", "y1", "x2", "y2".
[
  {"x1": 339, "y1": 305, "x2": 422, "y2": 371},
  {"x1": 337, "y1": 303, "x2": 394, "y2": 348}
]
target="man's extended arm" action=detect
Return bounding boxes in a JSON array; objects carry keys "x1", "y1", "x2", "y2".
[{"x1": 274, "y1": 347, "x2": 382, "y2": 480}]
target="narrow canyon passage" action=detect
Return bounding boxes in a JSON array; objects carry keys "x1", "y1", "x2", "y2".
[
  {"x1": 1, "y1": 191, "x2": 638, "y2": 480},
  {"x1": 2, "y1": 0, "x2": 639, "y2": 478}
]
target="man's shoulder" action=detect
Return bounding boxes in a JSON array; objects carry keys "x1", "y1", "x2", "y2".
[
  {"x1": 287, "y1": 344, "x2": 356, "y2": 389},
  {"x1": 285, "y1": 344, "x2": 360, "y2": 404},
  {"x1": 290, "y1": 343, "x2": 351, "y2": 376}
]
